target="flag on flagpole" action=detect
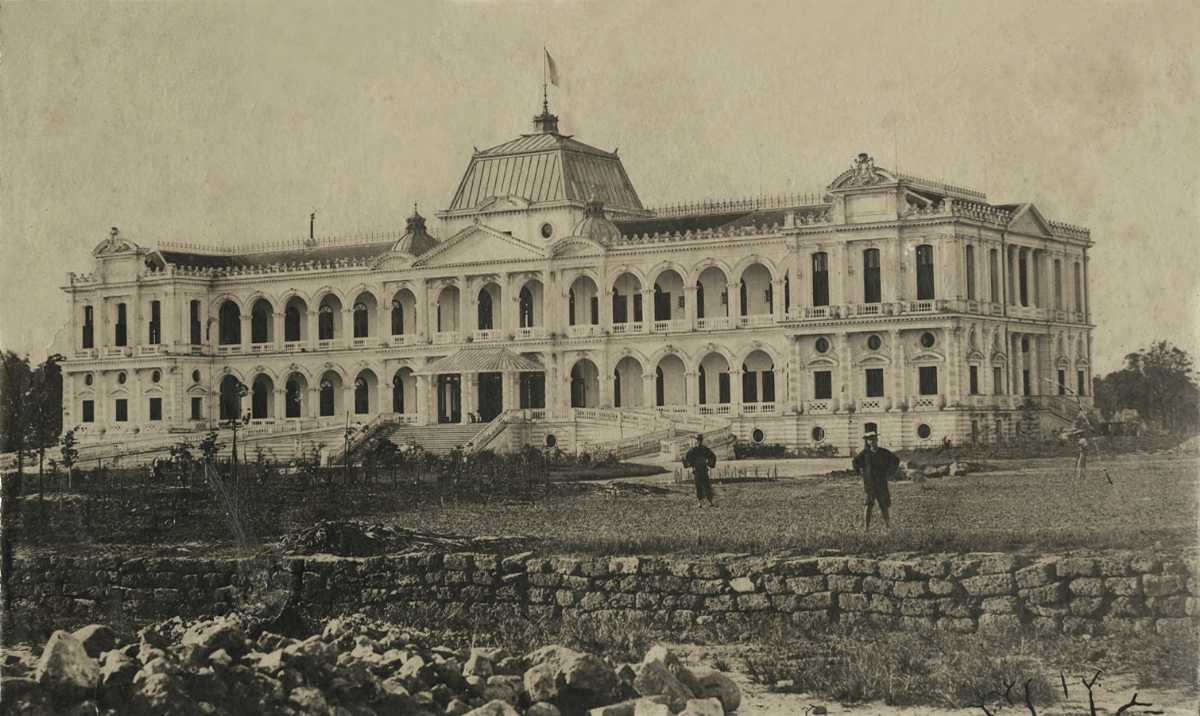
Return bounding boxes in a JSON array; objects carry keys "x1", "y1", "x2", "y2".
[{"x1": 545, "y1": 49, "x2": 559, "y2": 87}]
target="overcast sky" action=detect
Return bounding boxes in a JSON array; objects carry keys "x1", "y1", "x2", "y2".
[{"x1": 2, "y1": 0, "x2": 1197, "y2": 374}]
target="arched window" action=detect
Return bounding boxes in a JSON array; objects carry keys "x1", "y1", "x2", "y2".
[
  {"x1": 218, "y1": 302, "x2": 240, "y2": 345},
  {"x1": 353, "y1": 302, "x2": 369, "y2": 338},
  {"x1": 219, "y1": 376, "x2": 244, "y2": 422},
  {"x1": 695, "y1": 283, "x2": 705, "y2": 319},
  {"x1": 812, "y1": 253, "x2": 829, "y2": 306},
  {"x1": 739, "y1": 279, "x2": 748, "y2": 317},
  {"x1": 863, "y1": 249, "x2": 881, "y2": 304},
  {"x1": 613, "y1": 369, "x2": 621, "y2": 407},
  {"x1": 115, "y1": 303, "x2": 128, "y2": 346},
  {"x1": 251, "y1": 302, "x2": 271, "y2": 344},
  {"x1": 570, "y1": 364, "x2": 585, "y2": 408},
  {"x1": 916, "y1": 244, "x2": 935, "y2": 300},
  {"x1": 251, "y1": 377, "x2": 270, "y2": 419},
  {"x1": 519, "y1": 287, "x2": 534, "y2": 328},
  {"x1": 391, "y1": 299, "x2": 404, "y2": 335},
  {"x1": 284, "y1": 306, "x2": 301, "y2": 342},
  {"x1": 392, "y1": 373, "x2": 405, "y2": 413},
  {"x1": 742, "y1": 363, "x2": 756, "y2": 403},
  {"x1": 698, "y1": 366, "x2": 707, "y2": 404},
  {"x1": 655, "y1": 366, "x2": 665, "y2": 406},
  {"x1": 568, "y1": 289, "x2": 577, "y2": 326},
  {"x1": 190, "y1": 300, "x2": 202, "y2": 345},
  {"x1": 318, "y1": 305, "x2": 335, "y2": 340},
  {"x1": 149, "y1": 300, "x2": 162, "y2": 345},
  {"x1": 354, "y1": 377, "x2": 369, "y2": 414},
  {"x1": 783, "y1": 274, "x2": 790, "y2": 313},
  {"x1": 478, "y1": 290, "x2": 493, "y2": 330},
  {"x1": 319, "y1": 379, "x2": 335, "y2": 417}
]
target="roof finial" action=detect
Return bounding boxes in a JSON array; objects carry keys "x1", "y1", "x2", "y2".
[{"x1": 534, "y1": 48, "x2": 560, "y2": 134}]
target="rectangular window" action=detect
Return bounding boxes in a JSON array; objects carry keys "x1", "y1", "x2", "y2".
[
  {"x1": 1057, "y1": 369, "x2": 1067, "y2": 395},
  {"x1": 918, "y1": 366, "x2": 938, "y2": 396},
  {"x1": 149, "y1": 300, "x2": 161, "y2": 344},
  {"x1": 814, "y1": 370, "x2": 832, "y2": 400},
  {"x1": 812, "y1": 253, "x2": 829, "y2": 306},
  {"x1": 1018, "y1": 251, "x2": 1029, "y2": 306},
  {"x1": 965, "y1": 245, "x2": 976, "y2": 301},
  {"x1": 1073, "y1": 262, "x2": 1083, "y2": 312},
  {"x1": 989, "y1": 249, "x2": 1000, "y2": 303},
  {"x1": 114, "y1": 399, "x2": 128, "y2": 422},
  {"x1": 742, "y1": 369, "x2": 757, "y2": 403},
  {"x1": 82, "y1": 400, "x2": 94, "y2": 423},
  {"x1": 718, "y1": 372, "x2": 730, "y2": 404},
  {"x1": 1022, "y1": 369, "x2": 1031, "y2": 396},
  {"x1": 115, "y1": 303, "x2": 127, "y2": 346},
  {"x1": 82, "y1": 306, "x2": 94, "y2": 349},
  {"x1": 149, "y1": 397, "x2": 162, "y2": 421},
  {"x1": 191, "y1": 397, "x2": 203, "y2": 420},
  {"x1": 969, "y1": 366, "x2": 979, "y2": 395},
  {"x1": 190, "y1": 300, "x2": 202, "y2": 345},
  {"x1": 1077, "y1": 369, "x2": 1086, "y2": 396},
  {"x1": 916, "y1": 245, "x2": 935, "y2": 300},
  {"x1": 1054, "y1": 260, "x2": 1063, "y2": 310},
  {"x1": 865, "y1": 368, "x2": 884, "y2": 398},
  {"x1": 863, "y1": 249, "x2": 881, "y2": 304},
  {"x1": 993, "y1": 366, "x2": 1004, "y2": 395}
]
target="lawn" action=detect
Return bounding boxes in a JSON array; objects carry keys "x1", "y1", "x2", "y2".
[{"x1": 382, "y1": 453, "x2": 1198, "y2": 556}]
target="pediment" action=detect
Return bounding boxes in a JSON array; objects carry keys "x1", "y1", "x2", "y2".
[
  {"x1": 1007, "y1": 204, "x2": 1053, "y2": 238},
  {"x1": 414, "y1": 224, "x2": 545, "y2": 268},
  {"x1": 92, "y1": 228, "x2": 140, "y2": 257},
  {"x1": 551, "y1": 236, "x2": 608, "y2": 259}
]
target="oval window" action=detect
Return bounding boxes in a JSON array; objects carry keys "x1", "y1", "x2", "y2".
[
  {"x1": 867, "y1": 334, "x2": 882, "y2": 351},
  {"x1": 84, "y1": 373, "x2": 94, "y2": 386},
  {"x1": 920, "y1": 332, "x2": 936, "y2": 349},
  {"x1": 151, "y1": 370, "x2": 161, "y2": 383},
  {"x1": 192, "y1": 369, "x2": 202, "y2": 383},
  {"x1": 540, "y1": 222, "x2": 554, "y2": 239},
  {"x1": 811, "y1": 426, "x2": 825, "y2": 443},
  {"x1": 117, "y1": 372, "x2": 127, "y2": 385},
  {"x1": 815, "y1": 337, "x2": 830, "y2": 354},
  {"x1": 752, "y1": 428, "x2": 765, "y2": 444},
  {"x1": 917, "y1": 423, "x2": 932, "y2": 439},
  {"x1": 545, "y1": 433, "x2": 557, "y2": 448}
]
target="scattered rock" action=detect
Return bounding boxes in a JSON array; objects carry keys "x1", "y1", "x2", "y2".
[
  {"x1": 34, "y1": 631, "x2": 100, "y2": 700},
  {"x1": 685, "y1": 666, "x2": 740, "y2": 713},
  {"x1": 632, "y1": 661, "x2": 694, "y2": 711},
  {"x1": 679, "y1": 696, "x2": 725, "y2": 716},
  {"x1": 466, "y1": 699, "x2": 521, "y2": 716},
  {"x1": 70, "y1": 624, "x2": 118, "y2": 658}
]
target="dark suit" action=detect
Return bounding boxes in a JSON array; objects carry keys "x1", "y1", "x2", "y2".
[
  {"x1": 852, "y1": 447, "x2": 899, "y2": 509},
  {"x1": 683, "y1": 445, "x2": 717, "y2": 501}
]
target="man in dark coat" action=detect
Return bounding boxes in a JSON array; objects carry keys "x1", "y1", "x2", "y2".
[
  {"x1": 683, "y1": 433, "x2": 717, "y2": 506},
  {"x1": 852, "y1": 430, "x2": 900, "y2": 530}
]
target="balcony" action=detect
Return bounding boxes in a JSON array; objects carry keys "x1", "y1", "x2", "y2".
[
  {"x1": 283, "y1": 341, "x2": 303, "y2": 352},
  {"x1": 104, "y1": 346, "x2": 130, "y2": 358},
  {"x1": 75, "y1": 348, "x2": 97, "y2": 359},
  {"x1": 188, "y1": 345, "x2": 205, "y2": 355},
  {"x1": 904, "y1": 300, "x2": 937, "y2": 314},
  {"x1": 804, "y1": 306, "x2": 831, "y2": 319},
  {"x1": 433, "y1": 332, "x2": 460, "y2": 345},
  {"x1": 351, "y1": 337, "x2": 371, "y2": 349},
  {"x1": 650, "y1": 319, "x2": 688, "y2": 333},
  {"x1": 741, "y1": 401, "x2": 777, "y2": 415},
  {"x1": 611, "y1": 322, "x2": 643, "y2": 335},
  {"x1": 474, "y1": 329, "x2": 501, "y2": 343},
  {"x1": 847, "y1": 303, "x2": 886, "y2": 318},
  {"x1": 858, "y1": 398, "x2": 884, "y2": 411},
  {"x1": 736, "y1": 314, "x2": 776, "y2": 328},
  {"x1": 566, "y1": 324, "x2": 601, "y2": 338},
  {"x1": 805, "y1": 400, "x2": 832, "y2": 414},
  {"x1": 250, "y1": 343, "x2": 271, "y2": 354},
  {"x1": 316, "y1": 339, "x2": 339, "y2": 351},
  {"x1": 389, "y1": 334, "x2": 419, "y2": 347},
  {"x1": 912, "y1": 395, "x2": 940, "y2": 411},
  {"x1": 698, "y1": 404, "x2": 733, "y2": 416},
  {"x1": 216, "y1": 344, "x2": 242, "y2": 355},
  {"x1": 696, "y1": 316, "x2": 732, "y2": 331},
  {"x1": 137, "y1": 345, "x2": 163, "y2": 356},
  {"x1": 516, "y1": 326, "x2": 547, "y2": 340}
]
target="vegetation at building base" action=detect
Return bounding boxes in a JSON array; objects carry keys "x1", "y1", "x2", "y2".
[{"x1": 732, "y1": 441, "x2": 839, "y2": 460}]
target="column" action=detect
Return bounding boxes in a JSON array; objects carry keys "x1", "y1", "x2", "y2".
[
  {"x1": 165, "y1": 291, "x2": 178, "y2": 347},
  {"x1": 416, "y1": 283, "x2": 429, "y2": 339},
  {"x1": 459, "y1": 276, "x2": 471, "y2": 337},
  {"x1": 891, "y1": 329, "x2": 905, "y2": 410},
  {"x1": 600, "y1": 277, "x2": 613, "y2": 330},
  {"x1": 544, "y1": 355, "x2": 558, "y2": 418},
  {"x1": 341, "y1": 308, "x2": 354, "y2": 344},
  {"x1": 461, "y1": 373, "x2": 475, "y2": 423},
  {"x1": 1013, "y1": 334, "x2": 1025, "y2": 397},
  {"x1": 274, "y1": 388, "x2": 286, "y2": 422},
  {"x1": 726, "y1": 282, "x2": 740, "y2": 321},
  {"x1": 684, "y1": 371, "x2": 698, "y2": 410},
  {"x1": 684, "y1": 285, "x2": 698, "y2": 329},
  {"x1": 1028, "y1": 336, "x2": 1040, "y2": 397},
  {"x1": 641, "y1": 288, "x2": 654, "y2": 326},
  {"x1": 273, "y1": 312, "x2": 285, "y2": 350},
  {"x1": 500, "y1": 371, "x2": 512, "y2": 413},
  {"x1": 830, "y1": 244, "x2": 847, "y2": 310},
  {"x1": 1007, "y1": 247, "x2": 1016, "y2": 305},
  {"x1": 377, "y1": 376, "x2": 391, "y2": 415},
  {"x1": 641, "y1": 373, "x2": 656, "y2": 409},
  {"x1": 240, "y1": 313, "x2": 251, "y2": 351},
  {"x1": 840, "y1": 332, "x2": 854, "y2": 409},
  {"x1": 772, "y1": 279, "x2": 786, "y2": 322},
  {"x1": 948, "y1": 326, "x2": 962, "y2": 405},
  {"x1": 416, "y1": 375, "x2": 430, "y2": 425},
  {"x1": 730, "y1": 360, "x2": 743, "y2": 411},
  {"x1": 377, "y1": 300, "x2": 390, "y2": 343}
]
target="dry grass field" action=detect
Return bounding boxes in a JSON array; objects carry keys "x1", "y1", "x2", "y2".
[{"x1": 386, "y1": 453, "x2": 1198, "y2": 556}]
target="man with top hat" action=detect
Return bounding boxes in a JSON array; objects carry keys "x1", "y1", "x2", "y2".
[
  {"x1": 852, "y1": 429, "x2": 900, "y2": 530},
  {"x1": 683, "y1": 433, "x2": 717, "y2": 507}
]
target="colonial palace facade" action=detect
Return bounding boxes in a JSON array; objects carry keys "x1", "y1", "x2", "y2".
[{"x1": 58, "y1": 105, "x2": 1094, "y2": 453}]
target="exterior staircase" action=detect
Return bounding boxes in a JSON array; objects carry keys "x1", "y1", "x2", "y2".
[{"x1": 377, "y1": 423, "x2": 484, "y2": 455}]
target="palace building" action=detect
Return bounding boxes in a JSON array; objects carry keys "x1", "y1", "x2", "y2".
[{"x1": 57, "y1": 102, "x2": 1094, "y2": 457}]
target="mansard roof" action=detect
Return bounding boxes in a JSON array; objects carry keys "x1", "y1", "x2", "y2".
[{"x1": 447, "y1": 130, "x2": 644, "y2": 213}]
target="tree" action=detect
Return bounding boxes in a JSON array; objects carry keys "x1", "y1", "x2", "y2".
[
  {"x1": 28, "y1": 354, "x2": 65, "y2": 495},
  {"x1": 1093, "y1": 341, "x2": 1200, "y2": 432},
  {"x1": 60, "y1": 429, "x2": 79, "y2": 486}
]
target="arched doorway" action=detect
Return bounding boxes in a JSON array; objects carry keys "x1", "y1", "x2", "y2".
[
  {"x1": 611, "y1": 273, "x2": 642, "y2": 325},
  {"x1": 653, "y1": 269, "x2": 685, "y2": 322},
  {"x1": 477, "y1": 283, "x2": 501, "y2": 331},
  {"x1": 740, "y1": 263, "x2": 773, "y2": 316},
  {"x1": 742, "y1": 350, "x2": 776, "y2": 404},
  {"x1": 436, "y1": 286, "x2": 460, "y2": 333},
  {"x1": 318, "y1": 371, "x2": 342, "y2": 417},
  {"x1": 570, "y1": 359, "x2": 600, "y2": 408},
  {"x1": 218, "y1": 301, "x2": 241, "y2": 345},
  {"x1": 568, "y1": 275, "x2": 600, "y2": 326},
  {"x1": 699, "y1": 352, "x2": 731, "y2": 405},
  {"x1": 392, "y1": 368, "x2": 415, "y2": 414},
  {"x1": 251, "y1": 374, "x2": 274, "y2": 419},
  {"x1": 696, "y1": 266, "x2": 727, "y2": 320},
  {"x1": 657, "y1": 354, "x2": 687, "y2": 407},
  {"x1": 354, "y1": 370, "x2": 377, "y2": 415},
  {"x1": 250, "y1": 299, "x2": 273, "y2": 344},
  {"x1": 285, "y1": 373, "x2": 306, "y2": 418},
  {"x1": 219, "y1": 374, "x2": 245, "y2": 421},
  {"x1": 318, "y1": 294, "x2": 343, "y2": 340},
  {"x1": 284, "y1": 297, "x2": 306, "y2": 343},
  {"x1": 613, "y1": 356, "x2": 644, "y2": 408},
  {"x1": 352, "y1": 292, "x2": 377, "y2": 339}
]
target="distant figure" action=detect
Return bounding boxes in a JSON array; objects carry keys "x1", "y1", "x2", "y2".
[
  {"x1": 852, "y1": 430, "x2": 900, "y2": 531},
  {"x1": 1072, "y1": 409, "x2": 1093, "y2": 480},
  {"x1": 682, "y1": 433, "x2": 717, "y2": 507}
]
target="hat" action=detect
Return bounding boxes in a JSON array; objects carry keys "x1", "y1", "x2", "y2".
[
  {"x1": 695, "y1": 433, "x2": 704, "y2": 440},
  {"x1": 863, "y1": 431, "x2": 878, "y2": 440}
]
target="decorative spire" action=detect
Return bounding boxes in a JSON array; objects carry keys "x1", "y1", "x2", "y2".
[{"x1": 405, "y1": 206, "x2": 426, "y2": 233}]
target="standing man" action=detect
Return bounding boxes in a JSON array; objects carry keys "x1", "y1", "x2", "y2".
[
  {"x1": 852, "y1": 430, "x2": 899, "y2": 530},
  {"x1": 1071, "y1": 409, "x2": 1094, "y2": 480},
  {"x1": 683, "y1": 433, "x2": 717, "y2": 507}
]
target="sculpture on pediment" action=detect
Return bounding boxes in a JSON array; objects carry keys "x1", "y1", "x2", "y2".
[
  {"x1": 92, "y1": 226, "x2": 139, "y2": 256},
  {"x1": 845, "y1": 153, "x2": 881, "y2": 187}
]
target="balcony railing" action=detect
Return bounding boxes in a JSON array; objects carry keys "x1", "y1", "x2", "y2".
[
  {"x1": 316, "y1": 339, "x2": 338, "y2": 351},
  {"x1": 905, "y1": 300, "x2": 937, "y2": 314},
  {"x1": 351, "y1": 337, "x2": 370, "y2": 348},
  {"x1": 216, "y1": 345, "x2": 241, "y2": 355},
  {"x1": 805, "y1": 400, "x2": 832, "y2": 414},
  {"x1": 104, "y1": 346, "x2": 131, "y2": 358},
  {"x1": 912, "y1": 395, "x2": 939, "y2": 411},
  {"x1": 250, "y1": 343, "x2": 270, "y2": 353},
  {"x1": 696, "y1": 316, "x2": 732, "y2": 330},
  {"x1": 283, "y1": 341, "x2": 303, "y2": 352},
  {"x1": 850, "y1": 303, "x2": 884, "y2": 317},
  {"x1": 389, "y1": 334, "x2": 419, "y2": 347},
  {"x1": 858, "y1": 398, "x2": 883, "y2": 411},
  {"x1": 698, "y1": 404, "x2": 733, "y2": 416},
  {"x1": 433, "y1": 332, "x2": 460, "y2": 345},
  {"x1": 567, "y1": 324, "x2": 601, "y2": 338},
  {"x1": 736, "y1": 314, "x2": 776, "y2": 328},
  {"x1": 611, "y1": 322, "x2": 643, "y2": 335},
  {"x1": 189, "y1": 345, "x2": 205, "y2": 355},
  {"x1": 805, "y1": 306, "x2": 831, "y2": 319},
  {"x1": 650, "y1": 319, "x2": 689, "y2": 333},
  {"x1": 75, "y1": 349, "x2": 97, "y2": 359},
  {"x1": 516, "y1": 326, "x2": 546, "y2": 340},
  {"x1": 474, "y1": 329, "x2": 501, "y2": 343},
  {"x1": 741, "y1": 401, "x2": 776, "y2": 415},
  {"x1": 137, "y1": 345, "x2": 162, "y2": 356}
]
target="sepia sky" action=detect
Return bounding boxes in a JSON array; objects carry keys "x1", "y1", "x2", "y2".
[{"x1": 1, "y1": 0, "x2": 1197, "y2": 374}]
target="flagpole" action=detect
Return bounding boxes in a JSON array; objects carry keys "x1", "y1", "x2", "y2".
[{"x1": 542, "y1": 46, "x2": 549, "y2": 114}]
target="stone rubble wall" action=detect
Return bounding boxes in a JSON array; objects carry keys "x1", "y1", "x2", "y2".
[{"x1": 9, "y1": 549, "x2": 1199, "y2": 636}]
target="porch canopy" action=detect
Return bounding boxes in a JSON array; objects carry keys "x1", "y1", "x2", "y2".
[{"x1": 419, "y1": 347, "x2": 544, "y2": 375}]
